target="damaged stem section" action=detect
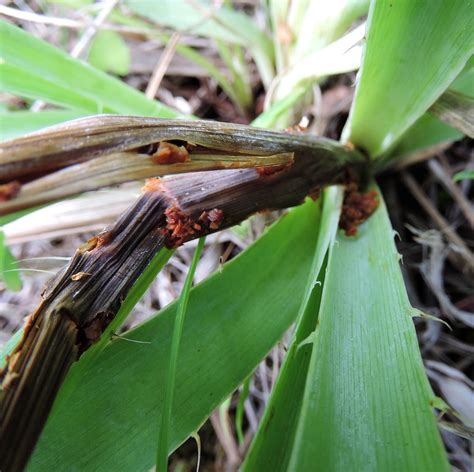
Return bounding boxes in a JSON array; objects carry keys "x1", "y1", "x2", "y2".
[
  {"x1": 0, "y1": 149, "x2": 295, "y2": 216},
  {"x1": 0, "y1": 118, "x2": 366, "y2": 472},
  {"x1": 0, "y1": 115, "x2": 366, "y2": 215}
]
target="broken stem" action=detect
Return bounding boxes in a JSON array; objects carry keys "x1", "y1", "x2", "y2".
[
  {"x1": 0, "y1": 117, "x2": 366, "y2": 471},
  {"x1": 0, "y1": 150, "x2": 294, "y2": 215}
]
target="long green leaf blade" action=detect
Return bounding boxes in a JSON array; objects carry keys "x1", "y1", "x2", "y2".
[
  {"x1": 157, "y1": 238, "x2": 205, "y2": 471},
  {"x1": 343, "y1": 0, "x2": 474, "y2": 157},
  {"x1": 385, "y1": 60, "x2": 474, "y2": 165},
  {"x1": 390, "y1": 113, "x2": 462, "y2": 161},
  {"x1": 0, "y1": 62, "x2": 101, "y2": 112},
  {"x1": 0, "y1": 20, "x2": 181, "y2": 117},
  {"x1": 288, "y1": 190, "x2": 448, "y2": 470},
  {"x1": 243, "y1": 187, "x2": 342, "y2": 470}
]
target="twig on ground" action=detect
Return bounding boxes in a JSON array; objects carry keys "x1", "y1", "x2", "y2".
[
  {"x1": 210, "y1": 409, "x2": 241, "y2": 468},
  {"x1": 401, "y1": 172, "x2": 474, "y2": 279},
  {"x1": 428, "y1": 159, "x2": 474, "y2": 228},
  {"x1": 146, "y1": 32, "x2": 182, "y2": 99}
]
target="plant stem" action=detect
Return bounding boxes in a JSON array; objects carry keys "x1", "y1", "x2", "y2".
[
  {"x1": 0, "y1": 151, "x2": 294, "y2": 216},
  {"x1": 0, "y1": 118, "x2": 365, "y2": 471},
  {"x1": 0, "y1": 115, "x2": 365, "y2": 184},
  {"x1": 156, "y1": 237, "x2": 205, "y2": 471}
]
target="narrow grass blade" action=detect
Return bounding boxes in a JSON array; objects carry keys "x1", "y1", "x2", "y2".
[
  {"x1": 252, "y1": 86, "x2": 307, "y2": 129},
  {"x1": 287, "y1": 189, "x2": 448, "y2": 470},
  {"x1": 216, "y1": 41, "x2": 252, "y2": 112},
  {"x1": 175, "y1": 40, "x2": 249, "y2": 112},
  {"x1": 157, "y1": 237, "x2": 205, "y2": 471},
  {"x1": 29, "y1": 200, "x2": 321, "y2": 471},
  {"x1": 0, "y1": 20, "x2": 181, "y2": 117},
  {"x1": 268, "y1": 0, "x2": 291, "y2": 73},
  {"x1": 343, "y1": 0, "x2": 474, "y2": 157},
  {"x1": 0, "y1": 62, "x2": 100, "y2": 112},
  {"x1": 243, "y1": 186, "x2": 342, "y2": 470},
  {"x1": 235, "y1": 375, "x2": 251, "y2": 446},
  {"x1": 271, "y1": 23, "x2": 364, "y2": 103},
  {"x1": 454, "y1": 170, "x2": 474, "y2": 182},
  {"x1": 291, "y1": 0, "x2": 369, "y2": 61},
  {"x1": 383, "y1": 63, "x2": 474, "y2": 167},
  {"x1": 389, "y1": 114, "x2": 463, "y2": 163}
]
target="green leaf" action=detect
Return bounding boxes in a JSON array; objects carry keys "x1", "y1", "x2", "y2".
[
  {"x1": 157, "y1": 238, "x2": 205, "y2": 471},
  {"x1": 216, "y1": 41, "x2": 252, "y2": 111},
  {"x1": 235, "y1": 375, "x2": 251, "y2": 445},
  {"x1": 252, "y1": 86, "x2": 308, "y2": 129},
  {"x1": 174, "y1": 40, "x2": 247, "y2": 111},
  {"x1": 286, "y1": 0, "x2": 369, "y2": 62},
  {"x1": 390, "y1": 113, "x2": 463, "y2": 160},
  {"x1": 243, "y1": 186, "x2": 342, "y2": 470},
  {"x1": 0, "y1": 20, "x2": 181, "y2": 117},
  {"x1": 388, "y1": 62, "x2": 474, "y2": 162},
  {"x1": 287, "y1": 189, "x2": 448, "y2": 470},
  {"x1": 0, "y1": 111, "x2": 87, "y2": 141},
  {"x1": 453, "y1": 170, "x2": 474, "y2": 182},
  {"x1": 88, "y1": 31, "x2": 130, "y2": 76},
  {"x1": 124, "y1": 0, "x2": 274, "y2": 87},
  {"x1": 0, "y1": 62, "x2": 100, "y2": 112},
  {"x1": 29, "y1": 199, "x2": 321, "y2": 471},
  {"x1": 0, "y1": 231, "x2": 22, "y2": 292},
  {"x1": 343, "y1": 0, "x2": 474, "y2": 157},
  {"x1": 451, "y1": 55, "x2": 474, "y2": 95},
  {"x1": 272, "y1": 22, "x2": 364, "y2": 103},
  {"x1": 0, "y1": 204, "x2": 46, "y2": 294}
]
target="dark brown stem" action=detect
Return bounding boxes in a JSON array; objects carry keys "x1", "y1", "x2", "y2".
[
  {"x1": 0, "y1": 115, "x2": 367, "y2": 216},
  {"x1": 0, "y1": 119, "x2": 365, "y2": 471}
]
